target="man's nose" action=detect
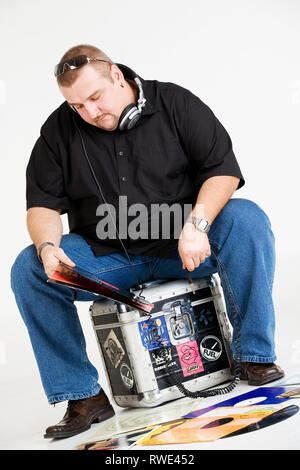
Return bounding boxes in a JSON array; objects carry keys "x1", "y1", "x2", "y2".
[{"x1": 85, "y1": 102, "x2": 102, "y2": 120}]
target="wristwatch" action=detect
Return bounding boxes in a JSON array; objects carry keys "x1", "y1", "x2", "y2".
[
  {"x1": 37, "y1": 242, "x2": 55, "y2": 262},
  {"x1": 186, "y1": 216, "x2": 211, "y2": 233}
]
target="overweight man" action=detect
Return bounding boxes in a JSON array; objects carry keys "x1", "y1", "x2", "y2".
[{"x1": 11, "y1": 44, "x2": 284, "y2": 439}]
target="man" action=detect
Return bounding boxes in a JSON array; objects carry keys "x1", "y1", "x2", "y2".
[{"x1": 11, "y1": 44, "x2": 284, "y2": 439}]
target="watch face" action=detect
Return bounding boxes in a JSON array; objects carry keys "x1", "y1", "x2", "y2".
[{"x1": 197, "y1": 219, "x2": 209, "y2": 231}]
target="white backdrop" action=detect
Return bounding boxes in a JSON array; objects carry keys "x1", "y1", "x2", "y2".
[{"x1": 1, "y1": 0, "x2": 299, "y2": 390}]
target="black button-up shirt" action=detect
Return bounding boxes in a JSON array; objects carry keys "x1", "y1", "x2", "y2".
[{"x1": 26, "y1": 64, "x2": 245, "y2": 259}]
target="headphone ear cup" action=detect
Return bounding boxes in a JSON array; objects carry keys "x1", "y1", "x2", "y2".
[
  {"x1": 118, "y1": 104, "x2": 135, "y2": 130},
  {"x1": 119, "y1": 104, "x2": 141, "y2": 131}
]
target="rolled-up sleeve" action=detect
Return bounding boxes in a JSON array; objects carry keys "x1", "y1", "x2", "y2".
[
  {"x1": 26, "y1": 131, "x2": 70, "y2": 214},
  {"x1": 183, "y1": 91, "x2": 245, "y2": 189}
]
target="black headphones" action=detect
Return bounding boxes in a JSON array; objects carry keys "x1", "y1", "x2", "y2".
[{"x1": 69, "y1": 75, "x2": 146, "y2": 131}]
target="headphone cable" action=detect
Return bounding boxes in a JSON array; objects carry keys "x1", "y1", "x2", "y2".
[{"x1": 74, "y1": 117, "x2": 143, "y2": 292}]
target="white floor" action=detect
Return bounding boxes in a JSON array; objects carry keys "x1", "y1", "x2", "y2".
[
  {"x1": 1, "y1": 371, "x2": 300, "y2": 451},
  {"x1": 1, "y1": 254, "x2": 300, "y2": 451}
]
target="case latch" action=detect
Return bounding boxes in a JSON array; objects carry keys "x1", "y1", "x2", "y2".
[{"x1": 166, "y1": 300, "x2": 195, "y2": 341}]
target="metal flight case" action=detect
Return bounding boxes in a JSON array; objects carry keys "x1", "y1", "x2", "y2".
[{"x1": 90, "y1": 274, "x2": 234, "y2": 408}]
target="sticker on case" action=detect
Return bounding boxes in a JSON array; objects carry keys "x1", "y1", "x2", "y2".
[
  {"x1": 138, "y1": 316, "x2": 170, "y2": 351},
  {"x1": 177, "y1": 340, "x2": 204, "y2": 377},
  {"x1": 151, "y1": 347, "x2": 177, "y2": 372},
  {"x1": 199, "y1": 335, "x2": 223, "y2": 361},
  {"x1": 120, "y1": 362, "x2": 135, "y2": 390},
  {"x1": 103, "y1": 329, "x2": 125, "y2": 368}
]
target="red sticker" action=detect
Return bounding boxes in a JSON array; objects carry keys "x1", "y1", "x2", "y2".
[{"x1": 177, "y1": 340, "x2": 204, "y2": 377}]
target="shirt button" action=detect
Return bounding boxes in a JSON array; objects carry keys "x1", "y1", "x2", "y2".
[{"x1": 121, "y1": 176, "x2": 127, "y2": 182}]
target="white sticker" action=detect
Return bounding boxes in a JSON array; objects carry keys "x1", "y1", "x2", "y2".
[
  {"x1": 120, "y1": 362, "x2": 134, "y2": 389},
  {"x1": 200, "y1": 335, "x2": 222, "y2": 361}
]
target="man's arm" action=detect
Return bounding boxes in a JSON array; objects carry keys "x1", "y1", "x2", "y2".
[
  {"x1": 178, "y1": 175, "x2": 240, "y2": 271},
  {"x1": 27, "y1": 207, "x2": 75, "y2": 277},
  {"x1": 27, "y1": 207, "x2": 63, "y2": 249},
  {"x1": 191, "y1": 175, "x2": 240, "y2": 224}
]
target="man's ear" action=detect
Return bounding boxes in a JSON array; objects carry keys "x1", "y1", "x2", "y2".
[{"x1": 110, "y1": 64, "x2": 124, "y2": 86}]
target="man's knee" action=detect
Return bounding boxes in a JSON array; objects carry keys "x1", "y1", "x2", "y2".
[
  {"x1": 10, "y1": 244, "x2": 37, "y2": 291},
  {"x1": 219, "y1": 198, "x2": 272, "y2": 233}
]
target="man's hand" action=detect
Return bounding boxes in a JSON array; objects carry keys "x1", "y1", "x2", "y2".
[
  {"x1": 40, "y1": 245, "x2": 76, "y2": 279},
  {"x1": 178, "y1": 223, "x2": 211, "y2": 272}
]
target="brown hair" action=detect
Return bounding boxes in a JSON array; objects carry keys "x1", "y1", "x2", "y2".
[{"x1": 56, "y1": 44, "x2": 115, "y2": 87}]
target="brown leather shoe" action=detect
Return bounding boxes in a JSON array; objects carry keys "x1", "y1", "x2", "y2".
[
  {"x1": 238, "y1": 362, "x2": 284, "y2": 386},
  {"x1": 44, "y1": 389, "x2": 115, "y2": 439}
]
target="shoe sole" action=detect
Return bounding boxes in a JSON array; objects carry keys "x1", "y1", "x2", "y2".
[
  {"x1": 241, "y1": 372, "x2": 285, "y2": 386},
  {"x1": 43, "y1": 407, "x2": 115, "y2": 439}
]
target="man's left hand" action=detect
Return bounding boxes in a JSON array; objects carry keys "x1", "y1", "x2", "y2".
[{"x1": 178, "y1": 223, "x2": 211, "y2": 272}]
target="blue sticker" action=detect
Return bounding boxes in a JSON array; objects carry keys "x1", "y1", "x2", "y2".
[{"x1": 138, "y1": 316, "x2": 170, "y2": 350}]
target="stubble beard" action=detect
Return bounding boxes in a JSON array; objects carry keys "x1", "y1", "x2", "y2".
[{"x1": 94, "y1": 113, "x2": 119, "y2": 131}]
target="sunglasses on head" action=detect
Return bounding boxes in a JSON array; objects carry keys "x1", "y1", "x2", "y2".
[{"x1": 54, "y1": 55, "x2": 111, "y2": 77}]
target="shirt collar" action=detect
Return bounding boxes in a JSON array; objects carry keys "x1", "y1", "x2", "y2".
[{"x1": 116, "y1": 63, "x2": 158, "y2": 116}]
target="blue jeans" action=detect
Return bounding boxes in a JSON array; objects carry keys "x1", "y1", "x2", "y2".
[{"x1": 11, "y1": 198, "x2": 277, "y2": 404}]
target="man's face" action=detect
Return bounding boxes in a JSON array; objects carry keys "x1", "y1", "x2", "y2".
[{"x1": 60, "y1": 64, "x2": 127, "y2": 131}]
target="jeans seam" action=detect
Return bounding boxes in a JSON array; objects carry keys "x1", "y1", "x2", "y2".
[
  {"x1": 238, "y1": 355, "x2": 277, "y2": 362},
  {"x1": 93, "y1": 260, "x2": 152, "y2": 276},
  {"x1": 48, "y1": 385, "x2": 101, "y2": 404},
  {"x1": 215, "y1": 255, "x2": 243, "y2": 325},
  {"x1": 208, "y1": 237, "x2": 221, "y2": 251},
  {"x1": 209, "y1": 239, "x2": 244, "y2": 360},
  {"x1": 75, "y1": 314, "x2": 89, "y2": 374},
  {"x1": 209, "y1": 239, "x2": 242, "y2": 321}
]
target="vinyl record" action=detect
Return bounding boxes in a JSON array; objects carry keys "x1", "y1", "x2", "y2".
[{"x1": 221, "y1": 405, "x2": 299, "y2": 439}]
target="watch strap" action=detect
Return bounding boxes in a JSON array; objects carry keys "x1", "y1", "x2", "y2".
[
  {"x1": 37, "y1": 242, "x2": 55, "y2": 262},
  {"x1": 186, "y1": 216, "x2": 211, "y2": 233}
]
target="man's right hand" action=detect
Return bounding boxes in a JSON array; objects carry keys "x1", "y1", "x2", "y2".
[{"x1": 40, "y1": 245, "x2": 76, "y2": 279}]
